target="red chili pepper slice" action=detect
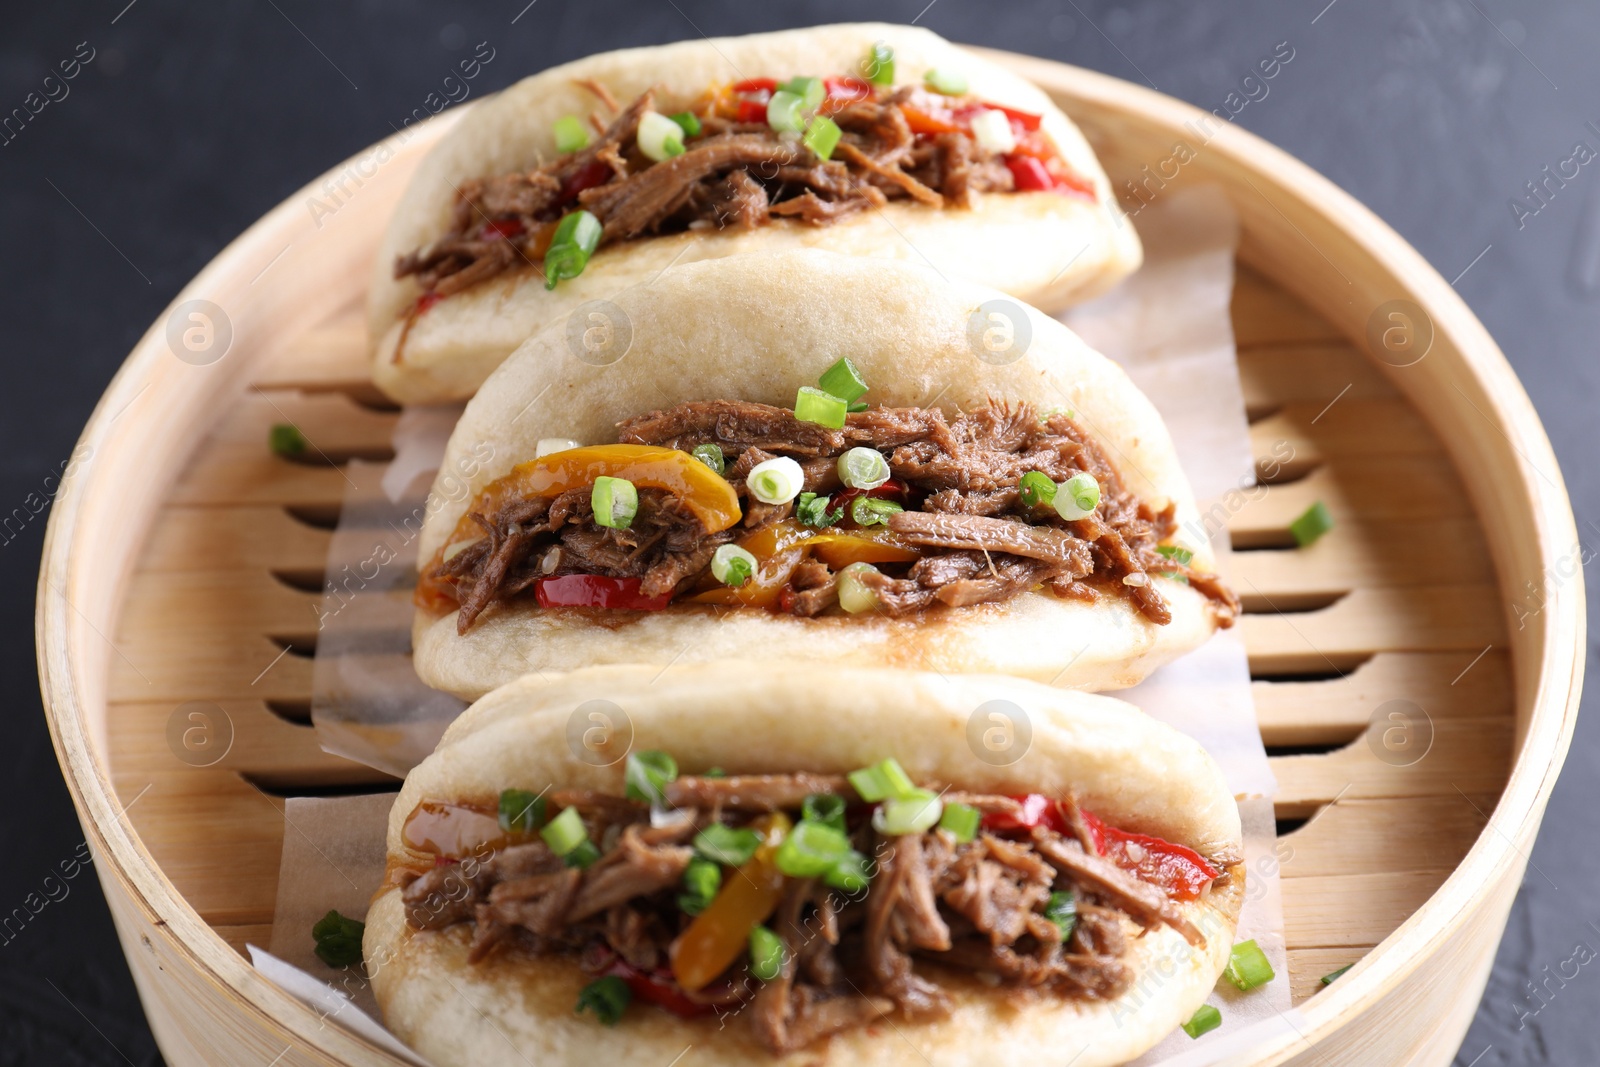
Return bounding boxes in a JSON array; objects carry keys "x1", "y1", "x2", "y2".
[
  {"x1": 823, "y1": 76, "x2": 873, "y2": 104},
  {"x1": 732, "y1": 77, "x2": 778, "y2": 94},
  {"x1": 830, "y1": 479, "x2": 910, "y2": 529},
  {"x1": 480, "y1": 218, "x2": 525, "y2": 240},
  {"x1": 602, "y1": 959, "x2": 723, "y2": 1019},
  {"x1": 560, "y1": 159, "x2": 612, "y2": 201},
  {"x1": 1005, "y1": 155, "x2": 1057, "y2": 192},
  {"x1": 981, "y1": 793, "x2": 1072, "y2": 835},
  {"x1": 533, "y1": 574, "x2": 674, "y2": 611},
  {"x1": 1079, "y1": 810, "x2": 1219, "y2": 901}
]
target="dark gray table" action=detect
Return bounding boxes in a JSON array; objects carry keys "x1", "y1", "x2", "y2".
[{"x1": 3, "y1": 2, "x2": 1591, "y2": 1064}]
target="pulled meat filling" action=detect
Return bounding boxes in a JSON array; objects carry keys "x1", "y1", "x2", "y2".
[
  {"x1": 422, "y1": 399, "x2": 1240, "y2": 631},
  {"x1": 396, "y1": 776, "x2": 1218, "y2": 1054},
  {"x1": 395, "y1": 78, "x2": 1091, "y2": 301}
]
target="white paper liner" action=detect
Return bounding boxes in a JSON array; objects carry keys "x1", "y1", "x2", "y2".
[{"x1": 264, "y1": 183, "x2": 1288, "y2": 1063}]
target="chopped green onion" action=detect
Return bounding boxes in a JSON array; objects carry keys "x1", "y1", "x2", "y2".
[
  {"x1": 1053, "y1": 472, "x2": 1101, "y2": 520},
  {"x1": 848, "y1": 400, "x2": 870, "y2": 412},
  {"x1": 636, "y1": 109, "x2": 686, "y2": 161},
  {"x1": 865, "y1": 42, "x2": 895, "y2": 86},
  {"x1": 748, "y1": 925, "x2": 786, "y2": 981},
  {"x1": 576, "y1": 975, "x2": 631, "y2": 1025},
  {"x1": 668, "y1": 110, "x2": 702, "y2": 137},
  {"x1": 1043, "y1": 890, "x2": 1077, "y2": 941},
  {"x1": 710, "y1": 544, "x2": 757, "y2": 587},
  {"x1": 536, "y1": 437, "x2": 583, "y2": 458},
  {"x1": 311, "y1": 910, "x2": 365, "y2": 968},
  {"x1": 766, "y1": 89, "x2": 806, "y2": 133},
  {"x1": 850, "y1": 496, "x2": 903, "y2": 527},
  {"x1": 1290, "y1": 501, "x2": 1334, "y2": 547},
  {"x1": 848, "y1": 757, "x2": 917, "y2": 802},
  {"x1": 802, "y1": 115, "x2": 842, "y2": 160},
  {"x1": 937, "y1": 802, "x2": 981, "y2": 843},
  {"x1": 1320, "y1": 963, "x2": 1353, "y2": 986},
  {"x1": 838, "y1": 446, "x2": 890, "y2": 490},
  {"x1": 1225, "y1": 939, "x2": 1276, "y2": 991},
  {"x1": 694, "y1": 823, "x2": 762, "y2": 866},
  {"x1": 544, "y1": 209, "x2": 602, "y2": 289},
  {"x1": 747, "y1": 456, "x2": 805, "y2": 504},
  {"x1": 968, "y1": 108, "x2": 1016, "y2": 154},
  {"x1": 775, "y1": 819, "x2": 853, "y2": 878},
  {"x1": 780, "y1": 76, "x2": 826, "y2": 114},
  {"x1": 796, "y1": 492, "x2": 843, "y2": 528},
  {"x1": 691, "y1": 443, "x2": 725, "y2": 473},
  {"x1": 269, "y1": 423, "x2": 308, "y2": 457},
  {"x1": 1156, "y1": 544, "x2": 1194, "y2": 565},
  {"x1": 565, "y1": 839, "x2": 602, "y2": 869},
  {"x1": 498, "y1": 788, "x2": 546, "y2": 834},
  {"x1": 591, "y1": 475, "x2": 638, "y2": 529},
  {"x1": 795, "y1": 385, "x2": 848, "y2": 429},
  {"x1": 826, "y1": 851, "x2": 872, "y2": 892},
  {"x1": 873, "y1": 789, "x2": 943, "y2": 836},
  {"x1": 624, "y1": 749, "x2": 677, "y2": 804},
  {"x1": 552, "y1": 114, "x2": 590, "y2": 154},
  {"x1": 704, "y1": 766, "x2": 726, "y2": 778},
  {"x1": 1018, "y1": 470, "x2": 1057, "y2": 508},
  {"x1": 836, "y1": 561, "x2": 881, "y2": 613},
  {"x1": 678, "y1": 856, "x2": 721, "y2": 915},
  {"x1": 802, "y1": 793, "x2": 847, "y2": 833},
  {"x1": 541, "y1": 806, "x2": 590, "y2": 857},
  {"x1": 923, "y1": 68, "x2": 968, "y2": 95},
  {"x1": 818, "y1": 357, "x2": 869, "y2": 402},
  {"x1": 1181, "y1": 1003, "x2": 1222, "y2": 1039}
]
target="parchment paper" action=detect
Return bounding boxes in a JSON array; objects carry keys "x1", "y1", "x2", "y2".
[{"x1": 261, "y1": 184, "x2": 1290, "y2": 1063}]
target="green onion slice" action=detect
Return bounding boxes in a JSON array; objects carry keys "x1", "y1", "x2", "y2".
[
  {"x1": 694, "y1": 823, "x2": 762, "y2": 867},
  {"x1": 838, "y1": 446, "x2": 890, "y2": 490},
  {"x1": 1290, "y1": 500, "x2": 1334, "y2": 547},
  {"x1": 710, "y1": 543, "x2": 757, "y2": 587},
  {"x1": 1225, "y1": 939, "x2": 1276, "y2": 991},
  {"x1": 937, "y1": 802, "x2": 981, "y2": 843},
  {"x1": 795, "y1": 385, "x2": 848, "y2": 429},
  {"x1": 1156, "y1": 544, "x2": 1194, "y2": 565},
  {"x1": 552, "y1": 114, "x2": 590, "y2": 154},
  {"x1": 818, "y1": 356, "x2": 869, "y2": 402},
  {"x1": 872, "y1": 789, "x2": 943, "y2": 836},
  {"x1": 576, "y1": 975, "x2": 631, "y2": 1025},
  {"x1": 847, "y1": 757, "x2": 917, "y2": 802},
  {"x1": 802, "y1": 793, "x2": 847, "y2": 833},
  {"x1": 836, "y1": 561, "x2": 881, "y2": 613},
  {"x1": 766, "y1": 89, "x2": 806, "y2": 133},
  {"x1": 269, "y1": 423, "x2": 308, "y2": 457},
  {"x1": 541, "y1": 806, "x2": 590, "y2": 857},
  {"x1": 796, "y1": 492, "x2": 843, "y2": 528},
  {"x1": 1018, "y1": 470, "x2": 1057, "y2": 508},
  {"x1": 591, "y1": 475, "x2": 638, "y2": 530},
  {"x1": 311, "y1": 909, "x2": 365, "y2": 968},
  {"x1": 747, "y1": 456, "x2": 805, "y2": 504},
  {"x1": 624, "y1": 749, "x2": 678, "y2": 804},
  {"x1": 1053, "y1": 472, "x2": 1101, "y2": 520},
  {"x1": 923, "y1": 68, "x2": 968, "y2": 95},
  {"x1": 1181, "y1": 1003, "x2": 1222, "y2": 1039},
  {"x1": 803, "y1": 115, "x2": 842, "y2": 160},
  {"x1": 544, "y1": 209, "x2": 603, "y2": 289},
  {"x1": 866, "y1": 42, "x2": 895, "y2": 86},
  {"x1": 748, "y1": 925, "x2": 786, "y2": 981},
  {"x1": 668, "y1": 110, "x2": 702, "y2": 137},
  {"x1": 565, "y1": 839, "x2": 602, "y2": 869},
  {"x1": 691, "y1": 443, "x2": 725, "y2": 473},
  {"x1": 636, "y1": 109, "x2": 686, "y2": 161},
  {"x1": 1320, "y1": 963, "x2": 1353, "y2": 986},
  {"x1": 678, "y1": 856, "x2": 721, "y2": 915},
  {"x1": 774, "y1": 819, "x2": 853, "y2": 878},
  {"x1": 498, "y1": 788, "x2": 546, "y2": 834},
  {"x1": 848, "y1": 400, "x2": 870, "y2": 412},
  {"x1": 1043, "y1": 890, "x2": 1077, "y2": 941},
  {"x1": 850, "y1": 496, "x2": 903, "y2": 527},
  {"x1": 825, "y1": 850, "x2": 872, "y2": 892}
]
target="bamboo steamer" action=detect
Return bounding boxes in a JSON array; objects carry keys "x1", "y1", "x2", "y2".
[{"x1": 35, "y1": 50, "x2": 1582, "y2": 1066}]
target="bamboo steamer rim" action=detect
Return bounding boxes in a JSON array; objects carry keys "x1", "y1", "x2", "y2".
[{"x1": 36, "y1": 47, "x2": 1584, "y2": 1065}]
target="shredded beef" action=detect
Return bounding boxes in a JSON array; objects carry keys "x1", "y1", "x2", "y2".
[
  {"x1": 395, "y1": 85, "x2": 1031, "y2": 299},
  {"x1": 427, "y1": 398, "x2": 1236, "y2": 630}
]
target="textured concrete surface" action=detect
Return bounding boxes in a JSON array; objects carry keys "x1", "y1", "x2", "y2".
[{"x1": 2, "y1": 2, "x2": 1593, "y2": 1064}]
